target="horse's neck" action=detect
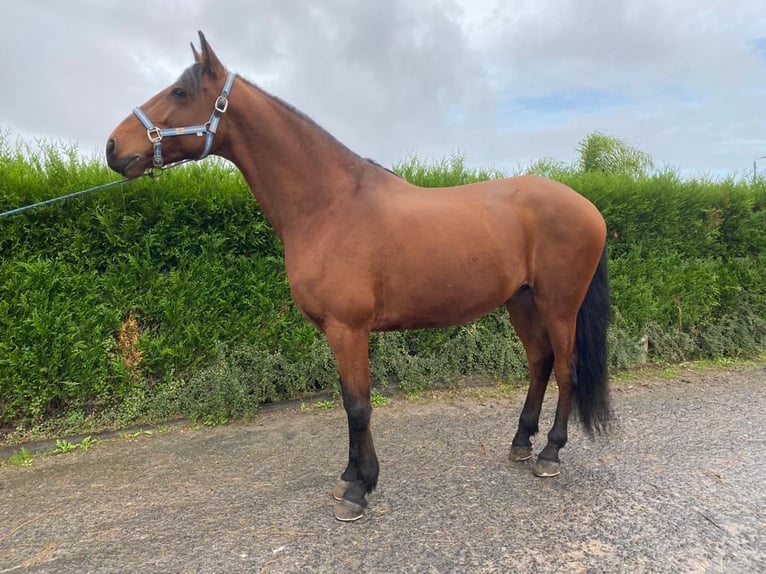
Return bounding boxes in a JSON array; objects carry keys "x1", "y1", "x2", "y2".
[{"x1": 220, "y1": 83, "x2": 365, "y2": 242}]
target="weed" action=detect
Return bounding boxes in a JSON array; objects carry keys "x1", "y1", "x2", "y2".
[
  {"x1": 118, "y1": 430, "x2": 155, "y2": 439},
  {"x1": 54, "y1": 439, "x2": 78, "y2": 454},
  {"x1": 53, "y1": 436, "x2": 99, "y2": 454},
  {"x1": 7, "y1": 447, "x2": 34, "y2": 467},
  {"x1": 370, "y1": 390, "x2": 390, "y2": 407},
  {"x1": 79, "y1": 436, "x2": 99, "y2": 450},
  {"x1": 202, "y1": 413, "x2": 228, "y2": 426},
  {"x1": 308, "y1": 399, "x2": 337, "y2": 411}
]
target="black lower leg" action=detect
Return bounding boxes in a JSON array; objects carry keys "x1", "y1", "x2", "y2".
[
  {"x1": 340, "y1": 394, "x2": 378, "y2": 507},
  {"x1": 538, "y1": 416, "x2": 568, "y2": 463},
  {"x1": 512, "y1": 356, "x2": 553, "y2": 449},
  {"x1": 512, "y1": 410, "x2": 540, "y2": 449}
]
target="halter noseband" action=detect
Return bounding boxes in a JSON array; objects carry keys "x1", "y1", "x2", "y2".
[{"x1": 132, "y1": 71, "x2": 236, "y2": 168}]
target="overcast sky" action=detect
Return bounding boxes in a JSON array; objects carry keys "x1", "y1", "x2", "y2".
[{"x1": 2, "y1": 0, "x2": 765, "y2": 178}]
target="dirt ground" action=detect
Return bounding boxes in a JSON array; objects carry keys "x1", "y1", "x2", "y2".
[{"x1": 1, "y1": 364, "x2": 764, "y2": 573}]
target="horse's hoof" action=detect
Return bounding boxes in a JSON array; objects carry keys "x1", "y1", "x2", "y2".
[
  {"x1": 334, "y1": 498, "x2": 367, "y2": 522},
  {"x1": 509, "y1": 445, "x2": 533, "y2": 461},
  {"x1": 332, "y1": 480, "x2": 351, "y2": 501},
  {"x1": 533, "y1": 459, "x2": 560, "y2": 477}
]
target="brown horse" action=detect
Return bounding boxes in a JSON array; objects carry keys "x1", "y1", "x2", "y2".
[{"x1": 106, "y1": 32, "x2": 611, "y2": 522}]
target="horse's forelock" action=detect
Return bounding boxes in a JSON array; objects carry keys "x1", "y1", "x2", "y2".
[{"x1": 178, "y1": 62, "x2": 205, "y2": 95}]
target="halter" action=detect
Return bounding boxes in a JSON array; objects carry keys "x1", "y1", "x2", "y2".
[{"x1": 132, "y1": 71, "x2": 236, "y2": 168}]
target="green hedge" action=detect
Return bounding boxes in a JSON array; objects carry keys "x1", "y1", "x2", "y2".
[{"x1": 1, "y1": 139, "x2": 765, "y2": 431}]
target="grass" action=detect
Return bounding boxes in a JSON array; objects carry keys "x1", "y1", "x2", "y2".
[
  {"x1": 2, "y1": 436, "x2": 100, "y2": 468},
  {"x1": 117, "y1": 429, "x2": 155, "y2": 439},
  {"x1": 303, "y1": 399, "x2": 338, "y2": 411},
  {"x1": 53, "y1": 436, "x2": 99, "y2": 454},
  {"x1": 370, "y1": 390, "x2": 390, "y2": 407},
  {"x1": 610, "y1": 355, "x2": 765, "y2": 384},
  {"x1": 7, "y1": 447, "x2": 33, "y2": 467},
  {"x1": 1, "y1": 427, "x2": 172, "y2": 466}
]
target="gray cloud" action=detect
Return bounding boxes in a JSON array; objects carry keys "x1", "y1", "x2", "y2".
[{"x1": 1, "y1": 0, "x2": 765, "y2": 177}]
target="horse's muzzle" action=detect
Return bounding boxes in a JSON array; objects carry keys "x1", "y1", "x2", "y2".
[{"x1": 105, "y1": 139, "x2": 142, "y2": 177}]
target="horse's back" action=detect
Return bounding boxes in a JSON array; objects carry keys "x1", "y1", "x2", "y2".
[
  {"x1": 401, "y1": 174, "x2": 606, "y2": 266},
  {"x1": 382, "y1": 174, "x2": 602, "y2": 228},
  {"x1": 459, "y1": 175, "x2": 603, "y2": 231}
]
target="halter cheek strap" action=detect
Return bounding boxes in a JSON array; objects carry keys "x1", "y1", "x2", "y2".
[{"x1": 133, "y1": 71, "x2": 236, "y2": 168}]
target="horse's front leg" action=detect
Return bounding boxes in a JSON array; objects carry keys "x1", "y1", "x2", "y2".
[{"x1": 324, "y1": 322, "x2": 378, "y2": 521}]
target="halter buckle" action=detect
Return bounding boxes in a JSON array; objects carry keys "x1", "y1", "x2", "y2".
[
  {"x1": 215, "y1": 96, "x2": 229, "y2": 114},
  {"x1": 147, "y1": 127, "x2": 163, "y2": 143}
]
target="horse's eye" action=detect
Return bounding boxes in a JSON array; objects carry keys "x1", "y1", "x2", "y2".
[{"x1": 171, "y1": 87, "x2": 187, "y2": 98}]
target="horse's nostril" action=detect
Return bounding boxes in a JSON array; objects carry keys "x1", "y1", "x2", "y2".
[{"x1": 106, "y1": 138, "x2": 116, "y2": 155}]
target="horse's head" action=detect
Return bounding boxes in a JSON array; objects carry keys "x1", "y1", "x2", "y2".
[{"x1": 106, "y1": 31, "x2": 235, "y2": 178}]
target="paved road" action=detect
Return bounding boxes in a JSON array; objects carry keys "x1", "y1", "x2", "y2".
[{"x1": 1, "y1": 365, "x2": 764, "y2": 573}]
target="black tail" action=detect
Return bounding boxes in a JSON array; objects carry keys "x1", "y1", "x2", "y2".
[{"x1": 573, "y1": 247, "x2": 611, "y2": 435}]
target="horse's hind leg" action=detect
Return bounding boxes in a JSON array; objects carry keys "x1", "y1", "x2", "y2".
[
  {"x1": 532, "y1": 312, "x2": 578, "y2": 477},
  {"x1": 506, "y1": 288, "x2": 554, "y2": 462}
]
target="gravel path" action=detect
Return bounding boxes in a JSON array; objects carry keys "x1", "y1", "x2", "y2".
[{"x1": 1, "y1": 365, "x2": 764, "y2": 573}]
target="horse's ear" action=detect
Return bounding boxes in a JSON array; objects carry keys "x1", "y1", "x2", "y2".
[
  {"x1": 191, "y1": 42, "x2": 202, "y2": 63},
  {"x1": 197, "y1": 30, "x2": 225, "y2": 77}
]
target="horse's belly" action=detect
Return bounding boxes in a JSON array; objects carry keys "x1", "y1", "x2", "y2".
[{"x1": 372, "y1": 261, "x2": 518, "y2": 331}]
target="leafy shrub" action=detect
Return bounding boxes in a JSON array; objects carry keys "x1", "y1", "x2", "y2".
[{"x1": 1, "y1": 136, "x2": 765, "y2": 431}]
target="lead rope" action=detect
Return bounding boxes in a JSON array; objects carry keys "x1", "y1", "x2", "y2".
[{"x1": 0, "y1": 159, "x2": 193, "y2": 220}]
